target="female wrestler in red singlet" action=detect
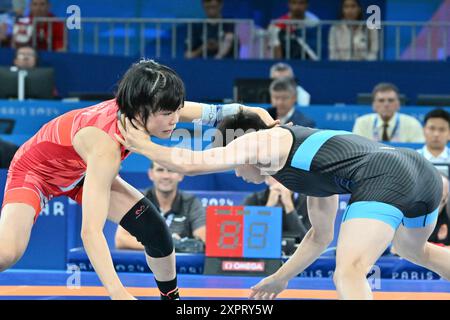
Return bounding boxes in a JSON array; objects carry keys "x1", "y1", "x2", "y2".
[{"x1": 0, "y1": 59, "x2": 277, "y2": 300}]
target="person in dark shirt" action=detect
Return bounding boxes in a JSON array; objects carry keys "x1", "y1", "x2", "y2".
[
  {"x1": 243, "y1": 176, "x2": 310, "y2": 242},
  {"x1": 267, "y1": 77, "x2": 315, "y2": 127},
  {"x1": 115, "y1": 162, "x2": 206, "y2": 250},
  {"x1": 185, "y1": 0, "x2": 237, "y2": 59},
  {"x1": 428, "y1": 175, "x2": 450, "y2": 247},
  {"x1": 268, "y1": 0, "x2": 320, "y2": 60}
]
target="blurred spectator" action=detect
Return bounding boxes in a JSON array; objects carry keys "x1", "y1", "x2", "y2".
[
  {"x1": 417, "y1": 109, "x2": 450, "y2": 176},
  {"x1": 270, "y1": 62, "x2": 310, "y2": 106},
  {"x1": 243, "y1": 176, "x2": 310, "y2": 242},
  {"x1": 416, "y1": 110, "x2": 450, "y2": 248},
  {"x1": 13, "y1": 46, "x2": 38, "y2": 69},
  {"x1": 329, "y1": 0, "x2": 379, "y2": 61},
  {"x1": 0, "y1": 0, "x2": 25, "y2": 16},
  {"x1": 0, "y1": 0, "x2": 25, "y2": 47},
  {"x1": 0, "y1": 138, "x2": 18, "y2": 168},
  {"x1": 185, "y1": 0, "x2": 237, "y2": 59},
  {"x1": 11, "y1": 46, "x2": 59, "y2": 98},
  {"x1": 352, "y1": 83, "x2": 424, "y2": 142},
  {"x1": 428, "y1": 176, "x2": 450, "y2": 248},
  {"x1": 12, "y1": 0, "x2": 65, "y2": 51},
  {"x1": 268, "y1": 0, "x2": 320, "y2": 60},
  {"x1": 0, "y1": 12, "x2": 8, "y2": 46},
  {"x1": 391, "y1": 175, "x2": 450, "y2": 256},
  {"x1": 268, "y1": 77, "x2": 315, "y2": 127},
  {"x1": 115, "y1": 162, "x2": 206, "y2": 251}
]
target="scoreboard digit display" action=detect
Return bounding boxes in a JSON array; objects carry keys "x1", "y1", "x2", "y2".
[{"x1": 205, "y1": 206, "x2": 282, "y2": 275}]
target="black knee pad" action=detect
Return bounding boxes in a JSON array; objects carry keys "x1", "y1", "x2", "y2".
[{"x1": 119, "y1": 197, "x2": 173, "y2": 258}]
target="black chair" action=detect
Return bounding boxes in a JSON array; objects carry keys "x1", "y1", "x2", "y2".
[
  {"x1": 233, "y1": 79, "x2": 272, "y2": 104},
  {"x1": 417, "y1": 95, "x2": 450, "y2": 107},
  {"x1": 0, "y1": 119, "x2": 15, "y2": 134},
  {"x1": 356, "y1": 93, "x2": 407, "y2": 105}
]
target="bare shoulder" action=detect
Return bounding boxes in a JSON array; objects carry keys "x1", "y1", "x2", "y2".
[
  {"x1": 262, "y1": 127, "x2": 293, "y2": 149},
  {"x1": 73, "y1": 127, "x2": 120, "y2": 162},
  {"x1": 254, "y1": 127, "x2": 293, "y2": 172}
]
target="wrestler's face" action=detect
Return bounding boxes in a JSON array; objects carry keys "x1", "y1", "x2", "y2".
[{"x1": 144, "y1": 105, "x2": 182, "y2": 138}]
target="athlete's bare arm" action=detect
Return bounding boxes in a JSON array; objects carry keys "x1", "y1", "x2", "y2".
[
  {"x1": 73, "y1": 127, "x2": 133, "y2": 300},
  {"x1": 116, "y1": 119, "x2": 289, "y2": 180},
  {"x1": 180, "y1": 101, "x2": 279, "y2": 127},
  {"x1": 250, "y1": 195, "x2": 339, "y2": 300}
]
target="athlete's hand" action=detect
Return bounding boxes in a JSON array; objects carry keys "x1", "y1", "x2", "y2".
[
  {"x1": 250, "y1": 107, "x2": 280, "y2": 128},
  {"x1": 249, "y1": 274, "x2": 288, "y2": 300},
  {"x1": 279, "y1": 187, "x2": 295, "y2": 213},
  {"x1": 266, "y1": 187, "x2": 281, "y2": 207},
  {"x1": 115, "y1": 115, "x2": 150, "y2": 155}
]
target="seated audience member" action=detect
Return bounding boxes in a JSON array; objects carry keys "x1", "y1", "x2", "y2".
[
  {"x1": 352, "y1": 83, "x2": 424, "y2": 142},
  {"x1": 0, "y1": 5, "x2": 10, "y2": 47},
  {"x1": 416, "y1": 110, "x2": 450, "y2": 248},
  {"x1": 115, "y1": 162, "x2": 206, "y2": 251},
  {"x1": 428, "y1": 175, "x2": 450, "y2": 248},
  {"x1": 392, "y1": 175, "x2": 450, "y2": 254},
  {"x1": 0, "y1": 138, "x2": 18, "y2": 168},
  {"x1": 270, "y1": 62, "x2": 310, "y2": 106},
  {"x1": 13, "y1": 45, "x2": 38, "y2": 69},
  {"x1": 11, "y1": 45, "x2": 58, "y2": 97},
  {"x1": 417, "y1": 109, "x2": 450, "y2": 174},
  {"x1": 0, "y1": 0, "x2": 25, "y2": 47},
  {"x1": 12, "y1": 0, "x2": 65, "y2": 51},
  {"x1": 185, "y1": 0, "x2": 237, "y2": 59},
  {"x1": 0, "y1": 0, "x2": 25, "y2": 16},
  {"x1": 329, "y1": 0, "x2": 379, "y2": 61},
  {"x1": 243, "y1": 176, "x2": 311, "y2": 243},
  {"x1": 268, "y1": 0, "x2": 320, "y2": 60},
  {"x1": 268, "y1": 77, "x2": 315, "y2": 127}
]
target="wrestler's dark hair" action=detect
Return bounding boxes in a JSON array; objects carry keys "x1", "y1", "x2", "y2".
[
  {"x1": 213, "y1": 109, "x2": 277, "y2": 147},
  {"x1": 116, "y1": 59, "x2": 185, "y2": 131}
]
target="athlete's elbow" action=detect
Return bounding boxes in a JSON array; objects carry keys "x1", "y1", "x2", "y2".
[{"x1": 310, "y1": 229, "x2": 334, "y2": 248}]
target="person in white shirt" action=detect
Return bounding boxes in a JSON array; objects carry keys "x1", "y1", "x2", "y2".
[
  {"x1": 329, "y1": 0, "x2": 379, "y2": 61},
  {"x1": 270, "y1": 62, "x2": 310, "y2": 106},
  {"x1": 417, "y1": 108, "x2": 450, "y2": 177},
  {"x1": 417, "y1": 109, "x2": 450, "y2": 249},
  {"x1": 352, "y1": 82, "x2": 425, "y2": 143}
]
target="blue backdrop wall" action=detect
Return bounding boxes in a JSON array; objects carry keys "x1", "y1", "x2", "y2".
[{"x1": 1, "y1": 48, "x2": 449, "y2": 104}]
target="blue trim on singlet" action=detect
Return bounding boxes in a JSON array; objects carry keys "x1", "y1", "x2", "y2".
[
  {"x1": 291, "y1": 130, "x2": 352, "y2": 171},
  {"x1": 402, "y1": 207, "x2": 439, "y2": 229},
  {"x1": 342, "y1": 201, "x2": 404, "y2": 230},
  {"x1": 342, "y1": 201, "x2": 440, "y2": 230}
]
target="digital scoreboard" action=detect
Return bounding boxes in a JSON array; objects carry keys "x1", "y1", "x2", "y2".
[{"x1": 205, "y1": 206, "x2": 283, "y2": 276}]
